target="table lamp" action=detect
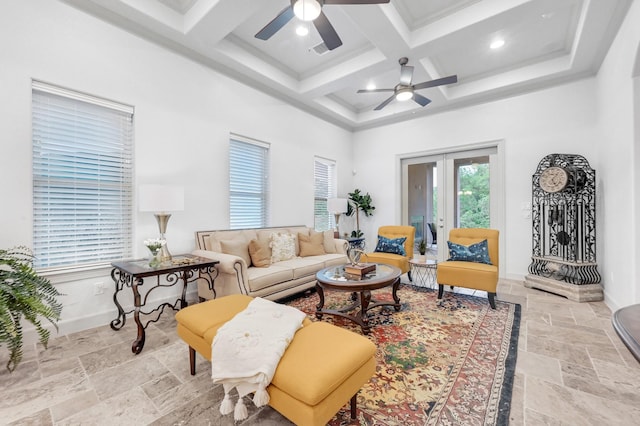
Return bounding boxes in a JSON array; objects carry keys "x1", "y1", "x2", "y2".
[
  {"x1": 327, "y1": 198, "x2": 348, "y2": 238},
  {"x1": 139, "y1": 184, "x2": 184, "y2": 261}
]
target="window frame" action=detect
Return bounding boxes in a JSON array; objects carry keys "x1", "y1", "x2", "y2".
[
  {"x1": 228, "y1": 134, "x2": 270, "y2": 229},
  {"x1": 31, "y1": 81, "x2": 134, "y2": 273},
  {"x1": 313, "y1": 156, "x2": 337, "y2": 232}
]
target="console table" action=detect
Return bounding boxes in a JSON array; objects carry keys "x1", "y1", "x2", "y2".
[{"x1": 110, "y1": 255, "x2": 218, "y2": 354}]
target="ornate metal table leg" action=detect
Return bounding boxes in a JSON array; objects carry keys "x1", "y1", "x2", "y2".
[
  {"x1": 131, "y1": 277, "x2": 146, "y2": 354},
  {"x1": 315, "y1": 282, "x2": 325, "y2": 319},
  {"x1": 179, "y1": 270, "x2": 191, "y2": 310},
  {"x1": 392, "y1": 277, "x2": 401, "y2": 311},
  {"x1": 110, "y1": 268, "x2": 127, "y2": 330},
  {"x1": 359, "y1": 290, "x2": 372, "y2": 334}
]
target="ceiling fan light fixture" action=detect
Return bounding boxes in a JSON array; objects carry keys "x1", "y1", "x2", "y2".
[
  {"x1": 490, "y1": 39, "x2": 505, "y2": 49},
  {"x1": 396, "y1": 89, "x2": 413, "y2": 102},
  {"x1": 293, "y1": 0, "x2": 322, "y2": 21},
  {"x1": 296, "y1": 25, "x2": 309, "y2": 36}
]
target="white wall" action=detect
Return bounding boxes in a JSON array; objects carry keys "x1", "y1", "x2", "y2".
[
  {"x1": 0, "y1": 0, "x2": 353, "y2": 338},
  {"x1": 352, "y1": 79, "x2": 599, "y2": 282},
  {"x1": 595, "y1": 0, "x2": 640, "y2": 309}
]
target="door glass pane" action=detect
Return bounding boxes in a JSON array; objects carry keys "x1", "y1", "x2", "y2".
[
  {"x1": 454, "y1": 156, "x2": 490, "y2": 228},
  {"x1": 407, "y1": 162, "x2": 438, "y2": 252}
]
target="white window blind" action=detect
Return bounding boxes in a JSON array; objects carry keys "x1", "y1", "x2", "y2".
[
  {"x1": 32, "y1": 81, "x2": 134, "y2": 271},
  {"x1": 229, "y1": 135, "x2": 269, "y2": 229},
  {"x1": 314, "y1": 157, "x2": 336, "y2": 231}
]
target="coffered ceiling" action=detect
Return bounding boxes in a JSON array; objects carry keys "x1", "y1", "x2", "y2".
[{"x1": 60, "y1": 0, "x2": 632, "y2": 130}]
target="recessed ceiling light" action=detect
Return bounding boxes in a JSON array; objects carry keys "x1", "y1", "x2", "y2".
[
  {"x1": 490, "y1": 39, "x2": 505, "y2": 49},
  {"x1": 366, "y1": 82, "x2": 376, "y2": 91},
  {"x1": 296, "y1": 25, "x2": 309, "y2": 36}
]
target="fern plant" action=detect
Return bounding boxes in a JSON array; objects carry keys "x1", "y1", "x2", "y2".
[{"x1": 0, "y1": 246, "x2": 62, "y2": 372}]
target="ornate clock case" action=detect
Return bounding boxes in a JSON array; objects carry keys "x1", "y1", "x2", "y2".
[{"x1": 524, "y1": 154, "x2": 603, "y2": 302}]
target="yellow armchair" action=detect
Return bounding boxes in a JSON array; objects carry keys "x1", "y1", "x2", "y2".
[
  {"x1": 436, "y1": 228, "x2": 499, "y2": 309},
  {"x1": 362, "y1": 225, "x2": 415, "y2": 278}
]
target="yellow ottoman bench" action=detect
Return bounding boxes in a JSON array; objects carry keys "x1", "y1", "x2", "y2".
[{"x1": 175, "y1": 294, "x2": 377, "y2": 426}]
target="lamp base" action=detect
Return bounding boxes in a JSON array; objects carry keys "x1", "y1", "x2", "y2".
[
  {"x1": 159, "y1": 244, "x2": 172, "y2": 262},
  {"x1": 154, "y1": 213, "x2": 173, "y2": 261}
]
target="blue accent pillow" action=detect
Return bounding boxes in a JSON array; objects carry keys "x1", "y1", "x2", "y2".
[
  {"x1": 374, "y1": 235, "x2": 407, "y2": 256},
  {"x1": 447, "y1": 239, "x2": 492, "y2": 264}
]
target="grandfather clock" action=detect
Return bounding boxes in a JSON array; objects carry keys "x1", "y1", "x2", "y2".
[{"x1": 524, "y1": 153, "x2": 603, "y2": 301}]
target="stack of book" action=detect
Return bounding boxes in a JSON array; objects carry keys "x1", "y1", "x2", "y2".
[{"x1": 344, "y1": 263, "x2": 376, "y2": 276}]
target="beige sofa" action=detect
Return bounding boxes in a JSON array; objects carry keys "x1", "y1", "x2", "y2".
[{"x1": 192, "y1": 226, "x2": 348, "y2": 301}]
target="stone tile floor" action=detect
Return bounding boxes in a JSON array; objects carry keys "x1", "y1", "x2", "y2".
[{"x1": 2, "y1": 278, "x2": 640, "y2": 425}]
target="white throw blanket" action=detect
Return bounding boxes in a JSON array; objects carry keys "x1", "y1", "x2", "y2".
[{"x1": 211, "y1": 297, "x2": 306, "y2": 421}]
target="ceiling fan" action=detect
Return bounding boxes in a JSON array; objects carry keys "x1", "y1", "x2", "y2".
[
  {"x1": 255, "y1": 0, "x2": 390, "y2": 51},
  {"x1": 358, "y1": 57, "x2": 458, "y2": 110}
]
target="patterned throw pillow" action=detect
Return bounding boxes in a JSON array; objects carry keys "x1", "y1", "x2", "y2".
[
  {"x1": 447, "y1": 239, "x2": 492, "y2": 264},
  {"x1": 270, "y1": 232, "x2": 297, "y2": 263},
  {"x1": 374, "y1": 235, "x2": 407, "y2": 256}
]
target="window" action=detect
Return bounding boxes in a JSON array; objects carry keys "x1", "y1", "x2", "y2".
[
  {"x1": 32, "y1": 82, "x2": 134, "y2": 271},
  {"x1": 314, "y1": 157, "x2": 336, "y2": 231},
  {"x1": 229, "y1": 135, "x2": 269, "y2": 229}
]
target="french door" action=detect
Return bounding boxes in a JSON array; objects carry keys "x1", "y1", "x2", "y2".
[{"x1": 401, "y1": 145, "x2": 502, "y2": 262}]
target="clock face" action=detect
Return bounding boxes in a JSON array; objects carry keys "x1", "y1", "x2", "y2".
[{"x1": 540, "y1": 166, "x2": 569, "y2": 193}]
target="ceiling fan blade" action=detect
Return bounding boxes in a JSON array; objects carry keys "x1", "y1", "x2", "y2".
[
  {"x1": 374, "y1": 94, "x2": 396, "y2": 111},
  {"x1": 413, "y1": 93, "x2": 432, "y2": 107},
  {"x1": 255, "y1": 6, "x2": 295, "y2": 40},
  {"x1": 324, "y1": 0, "x2": 390, "y2": 4},
  {"x1": 357, "y1": 88, "x2": 394, "y2": 93},
  {"x1": 313, "y1": 11, "x2": 342, "y2": 50},
  {"x1": 399, "y1": 65, "x2": 414, "y2": 86},
  {"x1": 412, "y1": 74, "x2": 458, "y2": 91}
]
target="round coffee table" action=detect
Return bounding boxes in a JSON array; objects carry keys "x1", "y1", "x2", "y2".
[{"x1": 315, "y1": 264, "x2": 401, "y2": 334}]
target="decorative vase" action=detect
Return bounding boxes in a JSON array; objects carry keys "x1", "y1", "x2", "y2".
[
  {"x1": 347, "y1": 247, "x2": 365, "y2": 266},
  {"x1": 148, "y1": 248, "x2": 161, "y2": 268}
]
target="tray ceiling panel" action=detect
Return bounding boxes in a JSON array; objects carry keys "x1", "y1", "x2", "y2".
[{"x1": 60, "y1": 0, "x2": 632, "y2": 130}]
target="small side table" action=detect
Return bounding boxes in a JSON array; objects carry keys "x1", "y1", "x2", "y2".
[
  {"x1": 409, "y1": 258, "x2": 438, "y2": 288},
  {"x1": 110, "y1": 255, "x2": 218, "y2": 354}
]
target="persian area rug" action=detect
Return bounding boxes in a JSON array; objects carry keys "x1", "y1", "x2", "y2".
[{"x1": 284, "y1": 284, "x2": 520, "y2": 426}]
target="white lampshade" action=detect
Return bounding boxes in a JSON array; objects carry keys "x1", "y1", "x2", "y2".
[
  {"x1": 139, "y1": 184, "x2": 184, "y2": 213},
  {"x1": 327, "y1": 198, "x2": 348, "y2": 214},
  {"x1": 293, "y1": 0, "x2": 322, "y2": 21}
]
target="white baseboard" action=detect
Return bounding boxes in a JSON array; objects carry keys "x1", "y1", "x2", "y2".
[{"x1": 20, "y1": 289, "x2": 199, "y2": 345}]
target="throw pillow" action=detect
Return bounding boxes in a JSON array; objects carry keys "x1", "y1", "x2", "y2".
[
  {"x1": 220, "y1": 239, "x2": 252, "y2": 266},
  {"x1": 270, "y1": 232, "x2": 297, "y2": 263},
  {"x1": 447, "y1": 239, "x2": 492, "y2": 264},
  {"x1": 248, "y1": 239, "x2": 271, "y2": 267},
  {"x1": 321, "y1": 230, "x2": 338, "y2": 254},
  {"x1": 374, "y1": 235, "x2": 407, "y2": 256},
  {"x1": 299, "y1": 232, "x2": 326, "y2": 257}
]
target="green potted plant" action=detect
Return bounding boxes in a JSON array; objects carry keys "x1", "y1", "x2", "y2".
[
  {"x1": 0, "y1": 246, "x2": 63, "y2": 372},
  {"x1": 346, "y1": 189, "x2": 375, "y2": 238},
  {"x1": 418, "y1": 239, "x2": 427, "y2": 256}
]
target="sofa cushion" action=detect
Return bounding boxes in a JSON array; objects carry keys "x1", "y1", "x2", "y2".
[
  {"x1": 299, "y1": 232, "x2": 326, "y2": 257},
  {"x1": 288, "y1": 227, "x2": 309, "y2": 256},
  {"x1": 220, "y1": 239, "x2": 251, "y2": 266},
  {"x1": 247, "y1": 264, "x2": 294, "y2": 292},
  {"x1": 270, "y1": 232, "x2": 297, "y2": 263},
  {"x1": 248, "y1": 239, "x2": 271, "y2": 267},
  {"x1": 316, "y1": 230, "x2": 337, "y2": 254},
  {"x1": 277, "y1": 257, "x2": 326, "y2": 279},
  {"x1": 207, "y1": 230, "x2": 257, "y2": 252}
]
